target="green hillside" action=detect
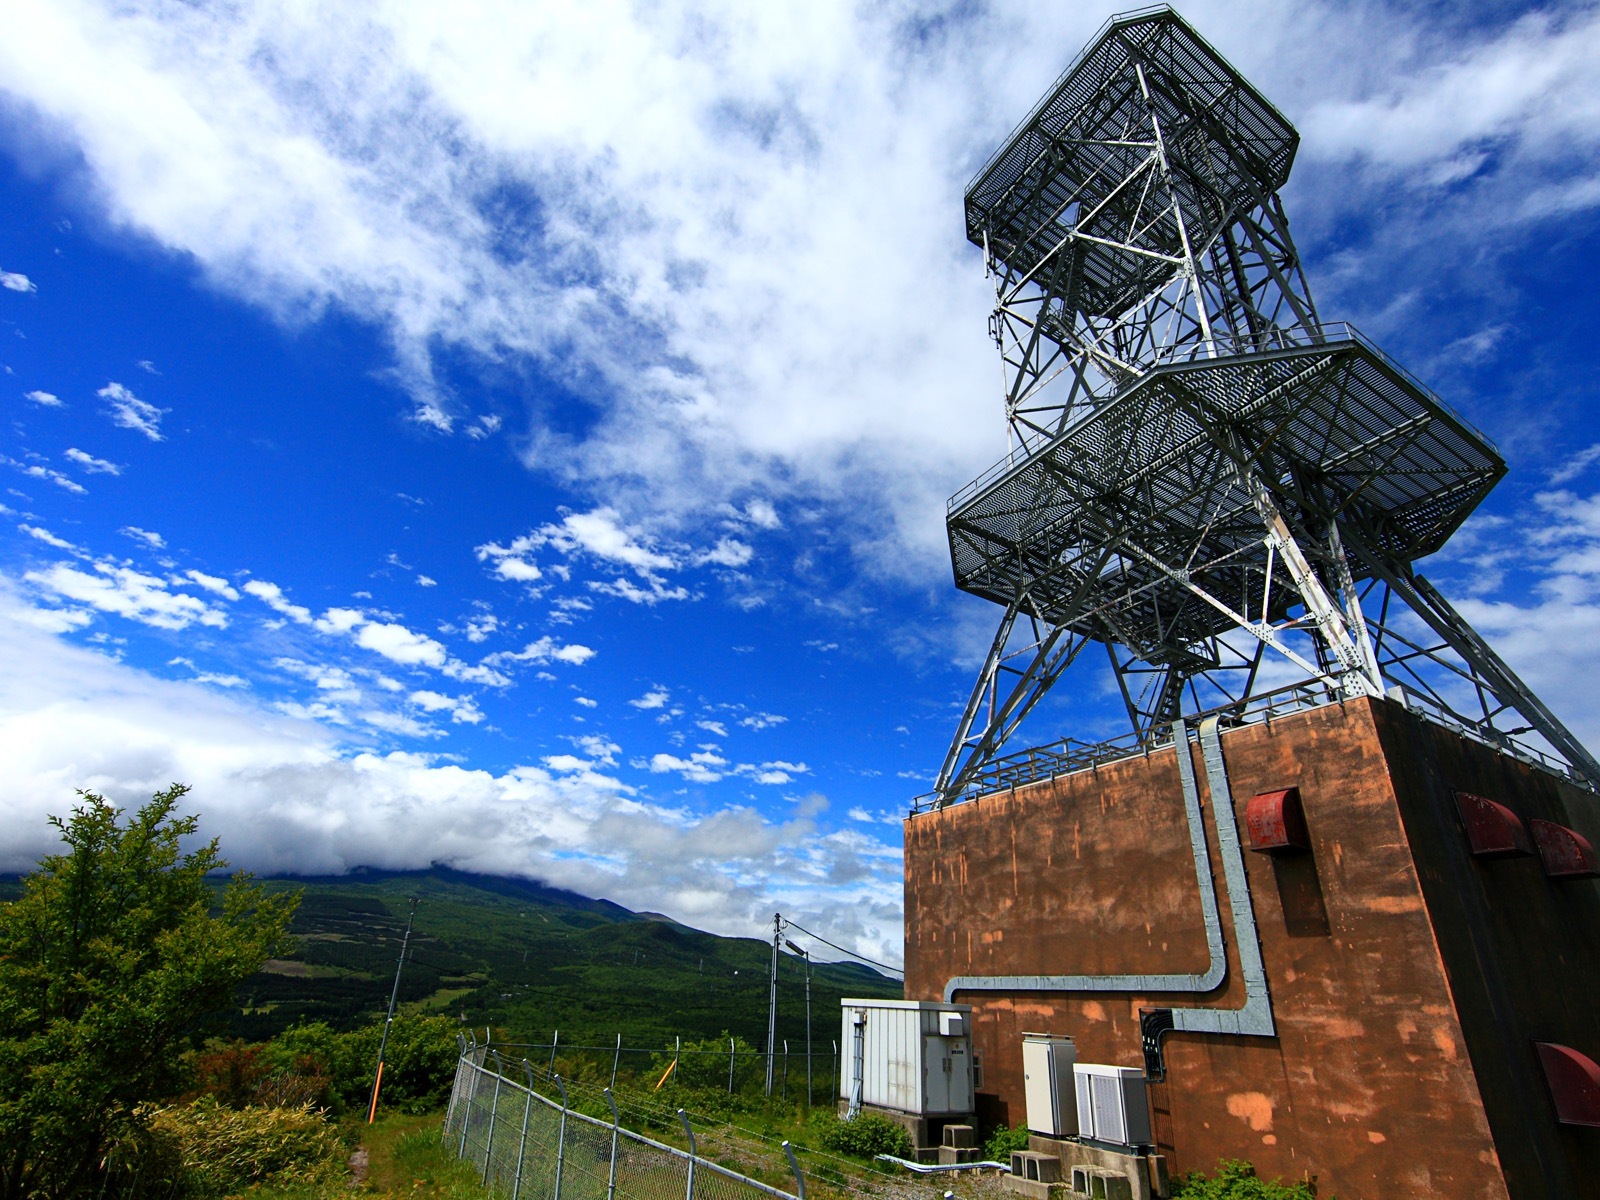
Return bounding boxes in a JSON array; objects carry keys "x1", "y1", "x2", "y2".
[{"x1": 224, "y1": 867, "x2": 900, "y2": 1061}]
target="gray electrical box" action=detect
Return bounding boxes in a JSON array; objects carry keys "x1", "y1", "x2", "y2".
[{"x1": 1022, "y1": 1032, "x2": 1078, "y2": 1136}]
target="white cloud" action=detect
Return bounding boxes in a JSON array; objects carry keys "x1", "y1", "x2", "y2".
[
  {"x1": 183, "y1": 566, "x2": 238, "y2": 598},
  {"x1": 0, "y1": 587, "x2": 902, "y2": 958},
  {"x1": 744, "y1": 499, "x2": 780, "y2": 530},
  {"x1": 313, "y1": 606, "x2": 364, "y2": 634},
  {"x1": 416, "y1": 575, "x2": 437, "y2": 587},
  {"x1": 243, "y1": 579, "x2": 312, "y2": 624},
  {"x1": 589, "y1": 576, "x2": 691, "y2": 605},
  {"x1": 23, "y1": 390, "x2": 61, "y2": 407},
  {"x1": 64, "y1": 447, "x2": 122, "y2": 475},
  {"x1": 409, "y1": 689, "x2": 484, "y2": 724},
  {"x1": 483, "y1": 636, "x2": 595, "y2": 668},
  {"x1": 25, "y1": 561, "x2": 227, "y2": 631},
  {"x1": 739, "y1": 711, "x2": 786, "y2": 730},
  {"x1": 356, "y1": 620, "x2": 447, "y2": 668},
  {"x1": 0, "y1": 270, "x2": 35, "y2": 293},
  {"x1": 629, "y1": 687, "x2": 670, "y2": 710},
  {"x1": 696, "y1": 719, "x2": 728, "y2": 737},
  {"x1": 463, "y1": 611, "x2": 499, "y2": 642},
  {"x1": 695, "y1": 537, "x2": 753, "y2": 568},
  {"x1": 20, "y1": 524, "x2": 78, "y2": 551},
  {"x1": 4, "y1": 0, "x2": 1595, "y2": 598},
  {"x1": 8, "y1": 458, "x2": 87, "y2": 494},
  {"x1": 648, "y1": 749, "x2": 729, "y2": 784},
  {"x1": 466, "y1": 413, "x2": 502, "y2": 439},
  {"x1": 494, "y1": 557, "x2": 542, "y2": 582},
  {"x1": 574, "y1": 695, "x2": 598, "y2": 708},
  {"x1": 97, "y1": 381, "x2": 166, "y2": 441},
  {"x1": 119, "y1": 525, "x2": 165, "y2": 549}
]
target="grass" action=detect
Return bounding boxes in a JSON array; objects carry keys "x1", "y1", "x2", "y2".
[{"x1": 233, "y1": 1112, "x2": 490, "y2": 1199}]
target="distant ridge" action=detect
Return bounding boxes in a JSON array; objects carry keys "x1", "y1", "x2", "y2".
[{"x1": 266, "y1": 863, "x2": 641, "y2": 922}]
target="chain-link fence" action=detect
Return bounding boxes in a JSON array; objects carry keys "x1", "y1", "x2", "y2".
[
  {"x1": 494, "y1": 1034, "x2": 840, "y2": 1107},
  {"x1": 443, "y1": 1039, "x2": 806, "y2": 1200}
]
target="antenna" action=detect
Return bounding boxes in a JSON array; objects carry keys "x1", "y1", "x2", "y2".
[{"x1": 933, "y1": 5, "x2": 1600, "y2": 805}]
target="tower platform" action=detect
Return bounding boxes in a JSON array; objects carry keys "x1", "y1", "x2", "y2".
[{"x1": 905, "y1": 696, "x2": 1600, "y2": 1198}]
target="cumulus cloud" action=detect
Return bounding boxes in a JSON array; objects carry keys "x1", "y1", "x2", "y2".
[
  {"x1": 97, "y1": 381, "x2": 166, "y2": 441},
  {"x1": 0, "y1": 269, "x2": 35, "y2": 293},
  {"x1": 183, "y1": 569, "x2": 240, "y2": 600},
  {"x1": 119, "y1": 525, "x2": 165, "y2": 549},
  {"x1": 629, "y1": 687, "x2": 670, "y2": 710},
  {"x1": 25, "y1": 560, "x2": 227, "y2": 630},
  {"x1": 483, "y1": 636, "x2": 595, "y2": 668},
  {"x1": 24, "y1": 390, "x2": 61, "y2": 407},
  {"x1": 0, "y1": 586, "x2": 902, "y2": 960},
  {"x1": 65, "y1": 448, "x2": 122, "y2": 475},
  {"x1": 7, "y1": 457, "x2": 87, "y2": 494},
  {"x1": 243, "y1": 579, "x2": 313, "y2": 624},
  {"x1": 20, "y1": 524, "x2": 78, "y2": 551}
]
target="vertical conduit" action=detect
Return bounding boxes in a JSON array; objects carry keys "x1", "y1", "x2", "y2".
[{"x1": 1143, "y1": 715, "x2": 1276, "y2": 1079}]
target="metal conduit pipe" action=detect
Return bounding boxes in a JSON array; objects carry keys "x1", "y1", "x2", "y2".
[
  {"x1": 942, "y1": 717, "x2": 1226, "y2": 1003},
  {"x1": 1141, "y1": 715, "x2": 1276, "y2": 1081}
]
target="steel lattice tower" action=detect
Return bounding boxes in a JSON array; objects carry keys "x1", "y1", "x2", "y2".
[{"x1": 934, "y1": 5, "x2": 1600, "y2": 805}]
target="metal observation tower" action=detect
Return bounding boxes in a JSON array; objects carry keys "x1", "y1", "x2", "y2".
[{"x1": 932, "y1": 6, "x2": 1600, "y2": 806}]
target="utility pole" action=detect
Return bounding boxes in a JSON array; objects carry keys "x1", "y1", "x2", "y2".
[
  {"x1": 367, "y1": 897, "x2": 419, "y2": 1124},
  {"x1": 764, "y1": 912, "x2": 781, "y2": 1096},
  {"x1": 785, "y1": 939, "x2": 812, "y2": 1107}
]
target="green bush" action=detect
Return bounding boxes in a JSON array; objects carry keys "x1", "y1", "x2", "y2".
[
  {"x1": 815, "y1": 1111, "x2": 913, "y2": 1160},
  {"x1": 985, "y1": 1122, "x2": 1032, "y2": 1162},
  {"x1": 255, "y1": 1013, "x2": 459, "y2": 1115},
  {"x1": 1172, "y1": 1159, "x2": 1328, "y2": 1200}
]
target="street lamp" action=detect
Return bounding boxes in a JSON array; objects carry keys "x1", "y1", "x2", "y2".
[{"x1": 785, "y1": 939, "x2": 812, "y2": 1107}]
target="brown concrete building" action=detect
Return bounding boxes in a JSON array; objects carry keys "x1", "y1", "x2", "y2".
[{"x1": 904, "y1": 696, "x2": 1600, "y2": 1198}]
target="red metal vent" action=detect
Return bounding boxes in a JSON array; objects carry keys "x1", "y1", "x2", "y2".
[
  {"x1": 1529, "y1": 819, "x2": 1600, "y2": 879},
  {"x1": 1246, "y1": 788, "x2": 1309, "y2": 854},
  {"x1": 1535, "y1": 1043, "x2": 1600, "y2": 1127},
  {"x1": 1453, "y1": 791, "x2": 1533, "y2": 858}
]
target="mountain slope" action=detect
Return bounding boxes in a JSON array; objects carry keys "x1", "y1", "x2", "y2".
[{"x1": 228, "y1": 867, "x2": 901, "y2": 1054}]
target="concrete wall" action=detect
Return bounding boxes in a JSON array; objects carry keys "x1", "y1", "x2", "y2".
[{"x1": 904, "y1": 697, "x2": 1600, "y2": 1198}]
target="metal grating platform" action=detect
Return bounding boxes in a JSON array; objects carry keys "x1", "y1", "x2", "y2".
[
  {"x1": 947, "y1": 325, "x2": 1504, "y2": 653},
  {"x1": 965, "y1": 6, "x2": 1297, "y2": 321}
]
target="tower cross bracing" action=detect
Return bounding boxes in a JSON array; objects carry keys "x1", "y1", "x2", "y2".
[{"x1": 935, "y1": 5, "x2": 1600, "y2": 805}]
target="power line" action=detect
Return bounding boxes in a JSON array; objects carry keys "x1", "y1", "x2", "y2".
[{"x1": 782, "y1": 920, "x2": 902, "y2": 978}]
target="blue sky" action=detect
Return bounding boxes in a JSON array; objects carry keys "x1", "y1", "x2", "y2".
[{"x1": 3, "y1": 0, "x2": 1600, "y2": 964}]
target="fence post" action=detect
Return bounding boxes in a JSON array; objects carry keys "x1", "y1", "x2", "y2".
[
  {"x1": 783, "y1": 1141, "x2": 807, "y2": 1200},
  {"x1": 549, "y1": 1029, "x2": 560, "y2": 1076},
  {"x1": 782, "y1": 1040, "x2": 788, "y2": 1097},
  {"x1": 512, "y1": 1060, "x2": 535, "y2": 1200},
  {"x1": 830, "y1": 1041, "x2": 837, "y2": 1105},
  {"x1": 604, "y1": 1087, "x2": 621, "y2": 1200},
  {"x1": 483, "y1": 1051, "x2": 504, "y2": 1186},
  {"x1": 674, "y1": 1036, "x2": 681, "y2": 1088},
  {"x1": 678, "y1": 1109, "x2": 696, "y2": 1200},
  {"x1": 611, "y1": 1032, "x2": 622, "y2": 1089},
  {"x1": 554, "y1": 1076, "x2": 570, "y2": 1200},
  {"x1": 727, "y1": 1037, "x2": 735, "y2": 1095},
  {"x1": 458, "y1": 1051, "x2": 481, "y2": 1158}
]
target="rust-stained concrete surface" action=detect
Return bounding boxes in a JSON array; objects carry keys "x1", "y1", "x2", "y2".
[{"x1": 904, "y1": 697, "x2": 1600, "y2": 1199}]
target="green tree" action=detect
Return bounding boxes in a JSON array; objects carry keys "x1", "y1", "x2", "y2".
[{"x1": 0, "y1": 785, "x2": 299, "y2": 1200}]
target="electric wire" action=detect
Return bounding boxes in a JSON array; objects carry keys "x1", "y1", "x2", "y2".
[{"x1": 781, "y1": 921, "x2": 903, "y2": 978}]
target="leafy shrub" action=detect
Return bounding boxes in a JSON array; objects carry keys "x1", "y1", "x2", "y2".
[
  {"x1": 1172, "y1": 1159, "x2": 1328, "y2": 1200},
  {"x1": 815, "y1": 1112, "x2": 913, "y2": 1160},
  {"x1": 985, "y1": 1122, "x2": 1032, "y2": 1163},
  {"x1": 255, "y1": 1013, "x2": 459, "y2": 1114}
]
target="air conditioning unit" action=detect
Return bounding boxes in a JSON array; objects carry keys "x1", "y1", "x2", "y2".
[
  {"x1": 1073, "y1": 1064, "x2": 1151, "y2": 1147},
  {"x1": 1022, "y1": 1033, "x2": 1077, "y2": 1136}
]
